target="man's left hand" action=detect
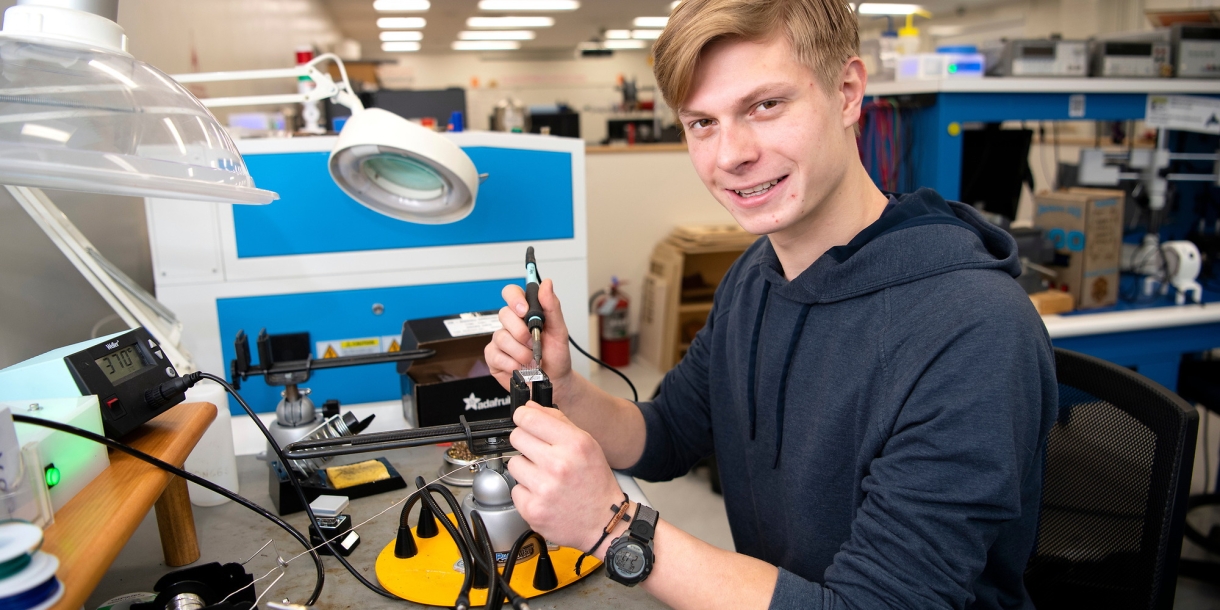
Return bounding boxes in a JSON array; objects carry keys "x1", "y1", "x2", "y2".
[{"x1": 507, "y1": 402, "x2": 625, "y2": 553}]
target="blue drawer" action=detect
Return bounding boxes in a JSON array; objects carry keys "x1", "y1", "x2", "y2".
[
  {"x1": 217, "y1": 278, "x2": 520, "y2": 413},
  {"x1": 234, "y1": 147, "x2": 575, "y2": 258}
]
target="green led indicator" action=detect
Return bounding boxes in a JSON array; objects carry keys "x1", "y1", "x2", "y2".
[
  {"x1": 948, "y1": 64, "x2": 958, "y2": 74},
  {"x1": 44, "y1": 465, "x2": 60, "y2": 488}
]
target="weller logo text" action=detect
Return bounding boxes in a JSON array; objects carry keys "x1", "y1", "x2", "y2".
[{"x1": 105, "y1": 341, "x2": 120, "y2": 350}]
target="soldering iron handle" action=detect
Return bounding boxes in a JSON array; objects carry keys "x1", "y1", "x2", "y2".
[{"x1": 524, "y1": 247, "x2": 545, "y2": 330}]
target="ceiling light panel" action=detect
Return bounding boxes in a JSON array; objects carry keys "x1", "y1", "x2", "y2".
[
  {"x1": 604, "y1": 39, "x2": 647, "y2": 49},
  {"x1": 377, "y1": 17, "x2": 427, "y2": 28},
  {"x1": 381, "y1": 41, "x2": 422, "y2": 51},
  {"x1": 452, "y1": 40, "x2": 522, "y2": 50},
  {"x1": 380, "y1": 30, "x2": 424, "y2": 41},
  {"x1": 632, "y1": 16, "x2": 668, "y2": 27},
  {"x1": 605, "y1": 29, "x2": 630, "y2": 39},
  {"x1": 477, "y1": 0, "x2": 579, "y2": 10},
  {"x1": 632, "y1": 29, "x2": 662, "y2": 39},
  {"x1": 373, "y1": 0, "x2": 430, "y2": 10},
  {"x1": 467, "y1": 16, "x2": 554, "y2": 27},
  {"x1": 855, "y1": 3, "x2": 924, "y2": 14},
  {"x1": 458, "y1": 30, "x2": 536, "y2": 40}
]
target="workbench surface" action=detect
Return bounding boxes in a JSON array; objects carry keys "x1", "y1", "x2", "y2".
[{"x1": 86, "y1": 444, "x2": 670, "y2": 610}]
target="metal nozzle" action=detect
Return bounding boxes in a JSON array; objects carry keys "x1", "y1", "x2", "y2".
[{"x1": 531, "y1": 328, "x2": 542, "y2": 367}]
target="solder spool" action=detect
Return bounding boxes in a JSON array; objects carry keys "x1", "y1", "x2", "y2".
[
  {"x1": 438, "y1": 442, "x2": 479, "y2": 487},
  {"x1": 0, "y1": 522, "x2": 64, "y2": 610}
]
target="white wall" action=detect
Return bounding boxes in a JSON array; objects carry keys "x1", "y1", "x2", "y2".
[
  {"x1": 585, "y1": 151, "x2": 735, "y2": 338},
  {"x1": 377, "y1": 51, "x2": 664, "y2": 144}
]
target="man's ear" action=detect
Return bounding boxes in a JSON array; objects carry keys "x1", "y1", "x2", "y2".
[{"x1": 839, "y1": 57, "x2": 867, "y2": 128}]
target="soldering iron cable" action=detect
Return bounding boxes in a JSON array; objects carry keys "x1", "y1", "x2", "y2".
[{"x1": 8, "y1": 414, "x2": 326, "y2": 607}]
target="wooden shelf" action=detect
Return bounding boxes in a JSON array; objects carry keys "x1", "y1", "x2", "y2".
[
  {"x1": 43, "y1": 402, "x2": 216, "y2": 610},
  {"x1": 678, "y1": 301, "x2": 715, "y2": 314},
  {"x1": 586, "y1": 142, "x2": 688, "y2": 154}
]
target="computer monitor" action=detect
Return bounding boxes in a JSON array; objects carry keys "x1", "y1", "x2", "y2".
[{"x1": 959, "y1": 126, "x2": 1034, "y2": 221}]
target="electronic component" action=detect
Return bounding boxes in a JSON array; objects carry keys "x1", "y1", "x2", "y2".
[
  {"x1": 308, "y1": 510, "x2": 360, "y2": 557},
  {"x1": 896, "y1": 52, "x2": 986, "y2": 80},
  {"x1": 1091, "y1": 39, "x2": 1171, "y2": 77},
  {"x1": 1172, "y1": 24, "x2": 1220, "y2": 78},
  {"x1": 988, "y1": 39, "x2": 1088, "y2": 77}
]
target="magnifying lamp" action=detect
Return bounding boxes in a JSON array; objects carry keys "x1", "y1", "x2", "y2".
[{"x1": 172, "y1": 58, "x2": 481, "y2": 224}]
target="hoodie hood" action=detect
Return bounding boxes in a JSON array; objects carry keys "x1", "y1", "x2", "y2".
[
  {"x1": 755, "y1": 188, "x2": 1022, "y2": 305},
  {"x1": 742, "y1": 188, "x2": 1022, "y2": 467}
]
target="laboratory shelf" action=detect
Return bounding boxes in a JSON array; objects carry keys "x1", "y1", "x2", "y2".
[
  {"x1": 863, "y1": 77, "x2": 1220, "y2": 201},
  {"x1": 865, "y1": 77, "x2": 1220, "y2": 97}
]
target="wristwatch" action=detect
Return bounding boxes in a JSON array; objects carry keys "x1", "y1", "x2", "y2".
[{"x1": 604, "y1": 503, "x2": 658, "y2": 586}]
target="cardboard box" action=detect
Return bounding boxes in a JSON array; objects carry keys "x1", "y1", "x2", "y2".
[
  {"x1": 397, "y1": 311, "x2": 511, "y2": 428},
  {"x1": 1034, "y1": 189, "x2": 1125, "y2": 309}
]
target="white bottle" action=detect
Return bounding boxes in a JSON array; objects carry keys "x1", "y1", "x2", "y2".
[{"x1": 183, "y1": 381, "x2": 240, "y2": 506}]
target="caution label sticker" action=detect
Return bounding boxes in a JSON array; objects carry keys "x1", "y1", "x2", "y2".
[
  {"x1": 315, "y1": 336, "x2": 384, "y2": 359},
  {"x1": 443, "y1": 314, "x2": 503, "y2": 338},
  {"x1": 316, "y1": 335, "x2": 407, "y2": 358},
  {"x1": 381, "y1": 335, "x2": 402, "y2": 352}
]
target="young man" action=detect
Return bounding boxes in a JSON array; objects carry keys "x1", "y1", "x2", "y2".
[{"x1": 485, "y1": 0, "x2": 1058, "y2": 608}]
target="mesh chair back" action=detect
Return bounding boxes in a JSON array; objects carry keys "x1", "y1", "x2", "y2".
[{"x1": 1025, "y1": 349, "x2": 1198, "y2": 610}]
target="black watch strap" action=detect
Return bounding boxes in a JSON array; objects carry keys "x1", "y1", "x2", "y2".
[{"x1": 629, "y1": 504, "x2": 658, "y2": 543}]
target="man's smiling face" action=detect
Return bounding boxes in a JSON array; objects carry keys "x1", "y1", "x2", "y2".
[{"x1": 679, "y1": 35, "x2": 858, "y2": 240}]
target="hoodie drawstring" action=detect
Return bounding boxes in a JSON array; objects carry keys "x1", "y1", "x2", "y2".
[
  {"x1": 746, "y1": 283, "x2": 772, "y2": 440},
  {"x1": 773, "y1": 303, "x2": 812, "y2": 469}
]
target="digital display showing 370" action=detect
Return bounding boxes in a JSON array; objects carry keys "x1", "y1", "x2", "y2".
[{"x1": 94, "y1": 345, "x2": 147, "y2": 383}]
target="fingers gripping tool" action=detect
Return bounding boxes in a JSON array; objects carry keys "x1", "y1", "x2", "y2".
[{"x1": 513, "y1": 247, "x2": 553, "y2": 412}]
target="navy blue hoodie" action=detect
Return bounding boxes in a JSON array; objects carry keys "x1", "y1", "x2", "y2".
[{"x1": 626, "y1": 189, "x2": 1058, "y2": 609}]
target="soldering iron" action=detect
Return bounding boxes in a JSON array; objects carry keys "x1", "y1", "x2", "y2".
[{"x1": 524, "y1": 246, "x2": 545, "y2": 370}]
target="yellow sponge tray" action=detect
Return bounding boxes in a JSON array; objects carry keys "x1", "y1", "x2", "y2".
[{"x1": 326, "y1": 460, "x2": 391, "y2": 489}]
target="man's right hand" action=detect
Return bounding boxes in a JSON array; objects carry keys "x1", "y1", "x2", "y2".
[{"x1": 485, "y1": 278, "x2": 575, "y2": 400}]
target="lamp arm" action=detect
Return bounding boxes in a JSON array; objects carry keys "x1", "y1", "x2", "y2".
[
  {"x1": 5, "y1": 186, "x2": 197, "y2": 372},
  {"x1": 170, "y1": 53, "x2": 364, "y2": 113}
]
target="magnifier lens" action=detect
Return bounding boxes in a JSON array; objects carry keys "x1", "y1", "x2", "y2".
[{"x1": 361, "y1": 154, "x2": 446, "y2": 200}]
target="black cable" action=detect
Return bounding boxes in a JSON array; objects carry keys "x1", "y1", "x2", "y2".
[
  {"x1": 418, "y1": 482, "x2": 527, "y2": 610},
  {"x1": 471, "y1": 512, "x2": 501, "y2": 610},
  {"x1": 569, "y1": 336, "x2": 638, "y2": 402},
  {"x1": 9, "y1": 414, "x2": 326, "y2": 606},
  {"x1": 536, "y1": 257, "x2": 638, "y2": 403},
  {"x1": 196, "y1": 372, "x2": 400, "y2": 600}
]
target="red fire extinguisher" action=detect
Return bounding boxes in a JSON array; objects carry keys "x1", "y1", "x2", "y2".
[{"x1": 591, "y1": 277, "x2": 631, "y2": 367}]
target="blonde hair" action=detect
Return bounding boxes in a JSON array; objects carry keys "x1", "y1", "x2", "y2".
[{"x1": 653, "y1": 0, "x2": 859, "y2": 110}]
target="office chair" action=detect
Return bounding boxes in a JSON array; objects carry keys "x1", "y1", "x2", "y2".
[
  {"x1": 1174, "y1": 357, "x2": 1220, "y2": 584},
  {"x1": 1024, "y1": 348, "x2": 1198, "y2": 610}
]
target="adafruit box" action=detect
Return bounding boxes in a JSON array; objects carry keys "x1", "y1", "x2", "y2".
[{"x1": 398, "y1": 310, "x2": 512, "y2": 428}]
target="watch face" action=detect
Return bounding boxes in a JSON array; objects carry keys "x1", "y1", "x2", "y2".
[{"x1": 613, "y1": 542, "x2": 647, "y2": 578}]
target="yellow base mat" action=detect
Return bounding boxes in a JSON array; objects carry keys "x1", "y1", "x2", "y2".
[{"x1": 374, "y1": 514, "x2": 599, "y2": 606}]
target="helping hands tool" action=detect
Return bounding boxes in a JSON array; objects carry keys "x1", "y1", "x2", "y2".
[{"x1": 282, "y1": 246, "x2": 555, "y2": 461}]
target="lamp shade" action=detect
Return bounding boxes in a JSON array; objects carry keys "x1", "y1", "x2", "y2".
[
  {"x1": 329, "y1": 108, "x2": 478, "y2": 224},
  {"x1": 0, "y1": 5, "x2": 277, "y2": 204}
]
